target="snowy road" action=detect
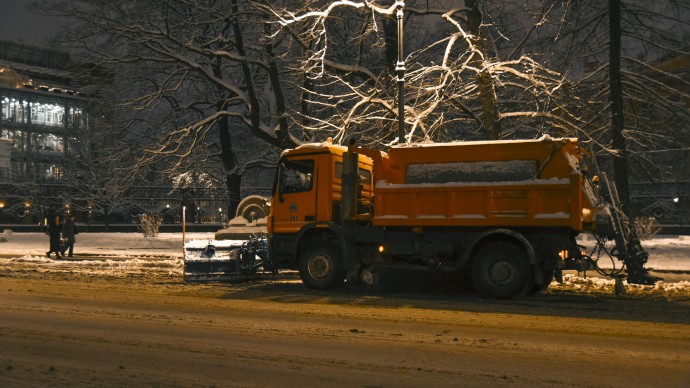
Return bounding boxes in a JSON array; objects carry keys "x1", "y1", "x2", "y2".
[
  {"x1": 1, "y1": 231, "x2": 690, "y2": 296},
  {"x1": 1, "y1": 231, "x2": 689, "y2": 386},
  {"x1": 1, "y1": 268, "x2": 689, "y2": 387}
]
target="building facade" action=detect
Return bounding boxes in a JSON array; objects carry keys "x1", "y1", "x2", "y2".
[
  {"x1": 0, "y1": 40, "x2": 233, "y2": 226},
  {"x1": 0, "y1": 40, "x2": 89, "y2": 224}
]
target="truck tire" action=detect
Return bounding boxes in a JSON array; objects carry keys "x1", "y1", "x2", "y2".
[
  {"x1": 529, "y1": 269, "x2": 554, "y2": 295},
  {"x1": 472, "y1": 242, "x2": 533, "y2": 298},
  {"x1": 299, "y1": 245, "x2": 345, "y2": 290}
]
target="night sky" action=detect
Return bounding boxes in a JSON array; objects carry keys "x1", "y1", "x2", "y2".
[{"x1": 0, "y1": 0, "x2": 60, "y2": 47}]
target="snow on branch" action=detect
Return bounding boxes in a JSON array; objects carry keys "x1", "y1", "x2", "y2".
[
  {"x1": 260, "y1": 1, "x2": 583, "y2": 146},
  {"x1": 268, "y1": 1, "x2": 402, "y2": 79}
]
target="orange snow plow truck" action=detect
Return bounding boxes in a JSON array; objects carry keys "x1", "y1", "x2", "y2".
[{"x1": 262, "y1": 135, "x2": 657, "y2": 298}]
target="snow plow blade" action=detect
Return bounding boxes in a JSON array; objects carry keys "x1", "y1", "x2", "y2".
[
  {"x1": 183, "y1": 241, "x2": 244, "y2": 282},
  {"x1": 183, "y1": 236, "x2": 275, "y2": 282}
]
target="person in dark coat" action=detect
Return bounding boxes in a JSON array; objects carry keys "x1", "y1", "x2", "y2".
[
  {"x1": 46, "y1": 214, "x2": 63, "y2": 259},
  {"x1": 61, "y1": 213, "x2": 76, "y2": 257}
]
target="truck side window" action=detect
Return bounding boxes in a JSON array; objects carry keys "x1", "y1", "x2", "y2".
[
  {"x1": 358, "y1": 169, "x2": 372, "y2": 186},
  {"x1": 335, "y1": 162, "x2": 372, "y2": 186},
  {"x1": 280, "y1": 159, "x2": 314, "y2": 194}
]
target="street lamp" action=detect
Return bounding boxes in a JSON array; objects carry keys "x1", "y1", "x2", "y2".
[{"x1": 395, "y1": 1, "x2": 406, "y2": 144}]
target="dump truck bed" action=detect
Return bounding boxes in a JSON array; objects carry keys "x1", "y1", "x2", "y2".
[
  {"x1": 370, "y1": 136, "x2": 586, "y2": 231},
  {"x1": 373, "y1": 175, "x2": 583, "y2": 229}
]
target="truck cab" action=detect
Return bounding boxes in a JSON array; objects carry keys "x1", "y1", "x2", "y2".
[{"x1": 267, "y1": 141, "x2": 374, "y2": 286}]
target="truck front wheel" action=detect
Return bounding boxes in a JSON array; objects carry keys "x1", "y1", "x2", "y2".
[
  {"x1": 472, "y1": 242, "x2": 533, "y2": 298},
  {"x1": 299, "y1": 245, "x2": 345, "y2": 290}
]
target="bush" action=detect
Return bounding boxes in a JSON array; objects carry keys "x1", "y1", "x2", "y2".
[
  {"x1": 138, "y1": 213, "x2": 163, "y2": 237},
  {"x1": 634, "y1": 216, "x2": 660, "y2": 240}
]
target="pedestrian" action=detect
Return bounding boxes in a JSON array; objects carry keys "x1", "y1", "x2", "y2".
[
  {"x1": 61, "y1": 213, "x2": 77, "y2": 257},
  {"x1": 46, "y1": 213, "x2": 63, "y2": 259}
]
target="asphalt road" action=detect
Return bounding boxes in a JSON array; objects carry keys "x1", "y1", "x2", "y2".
[{"x1": 1, "y1": 269, "x2": 689, "y2": 387}]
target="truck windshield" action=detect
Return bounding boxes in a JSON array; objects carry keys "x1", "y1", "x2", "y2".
[{"x1": 279, "y1": 159, "x2": 314, "y2": 194}]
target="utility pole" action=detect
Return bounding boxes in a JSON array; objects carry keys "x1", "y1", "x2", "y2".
[{"x1": 395, "y1": 1, "x2": 405, "y2": 144}]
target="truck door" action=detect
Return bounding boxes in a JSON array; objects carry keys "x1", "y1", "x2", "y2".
[{"x1": 271, "y1": 156, "x2": 317, "y2": 234}]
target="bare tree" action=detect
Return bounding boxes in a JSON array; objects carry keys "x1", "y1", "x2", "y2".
[
  {"x1": 37, "y1": 0, "x2": 302, "y2": 215},
  {"x1": 59, "y1": 96, "x2": 139, "y2": 229},
  {"x1": 269, "y1": 0, "x2": 690, "y2": 221},
  {"x1": 36, "y1": 0, "x2": 690, "y2": 220},
  {"x1": 536, "y1": 0, "x2": 690, "y2": 212}
]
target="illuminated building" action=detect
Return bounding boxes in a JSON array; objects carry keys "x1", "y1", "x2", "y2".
[
  {"x1": 0, "y1": 40, "x2": 89, "y2": 223},
  {"x1": 0, "y1": 41, "x2": 235, "y2": 227}
]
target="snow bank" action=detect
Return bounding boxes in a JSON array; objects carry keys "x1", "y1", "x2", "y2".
[
  {"x1": 577, "y1": 234, "x2": 690, "y2": 271},
  {"x1": 0, "y1": 232, "x2": 216, "y2": 258},
  {"x1": 2, "y1": 255, "x2": 687, "y2": 298},
  {"x1": 0, "y1": 232, "x2": 688, "y2": 298},
  {"x1": 548, "y1": 274, "x2": 690, "y2": 298},
  {"x1": 0, "y1": 255, "x2": 183, "y2": 278}
]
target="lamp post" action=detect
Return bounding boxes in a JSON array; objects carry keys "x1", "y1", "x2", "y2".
[{"x1": 395, "y1": 1, "x2": 406, "y2": 145}]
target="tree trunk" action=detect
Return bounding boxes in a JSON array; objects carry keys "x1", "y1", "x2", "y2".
[
  {"x1": 263, "y1": 21, "x2": 291, "y2": 148},
  {"x1": 301, "y1": 73, "x2": 314, "y2": 141},
  {"x1": 104, "y1": 204, "x2": 110, "y2": 231},
  {"x1": 382, "y1": 2, "x2": 397, "y2": 75},
  {"x1": 209, "y1": 86, "x2": 242, "y2": 219},
  {"x1": 226, "y1": 171, "x2": 242, "y2": 221},
  {"x1": 609, "y1": 0, "x2": 631, "y2": 211},
  {"x1": 465, "y1": 0, "x2": 501, "y2": 140},
  {"x1": 218, "y1": 116, "x2": 241, "y2": 219},
  {"x1": 212, "y1": 58, "x2": 242, "y2": 219}
]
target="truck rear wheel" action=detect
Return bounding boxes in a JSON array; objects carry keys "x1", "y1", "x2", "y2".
[
  {"x1": 472, "y1": 242, "x2": 533, "y2": 298},
  {"x1": 529, "y1": 269, "x2": 555, "y2": 295},
  {"x1": 299, "y1": 245, "x2": 345, "y2": 290}
]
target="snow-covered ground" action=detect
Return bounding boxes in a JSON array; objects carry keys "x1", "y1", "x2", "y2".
[
  {"x1": 0, "y1": 230, "x2": 215, "y2": 258},
  {"x1": 2, "y1": 230, "x2": 688, "y2": 269},
  {"x1": 577, "y1": 234, "x2": 690, "y2": 271},
  {"x1": 1, "y1": 230, "x2": 689, "y2": 296},
  {"x1": 0, "y1": 231, "x2": 216, "y2": 279}
]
